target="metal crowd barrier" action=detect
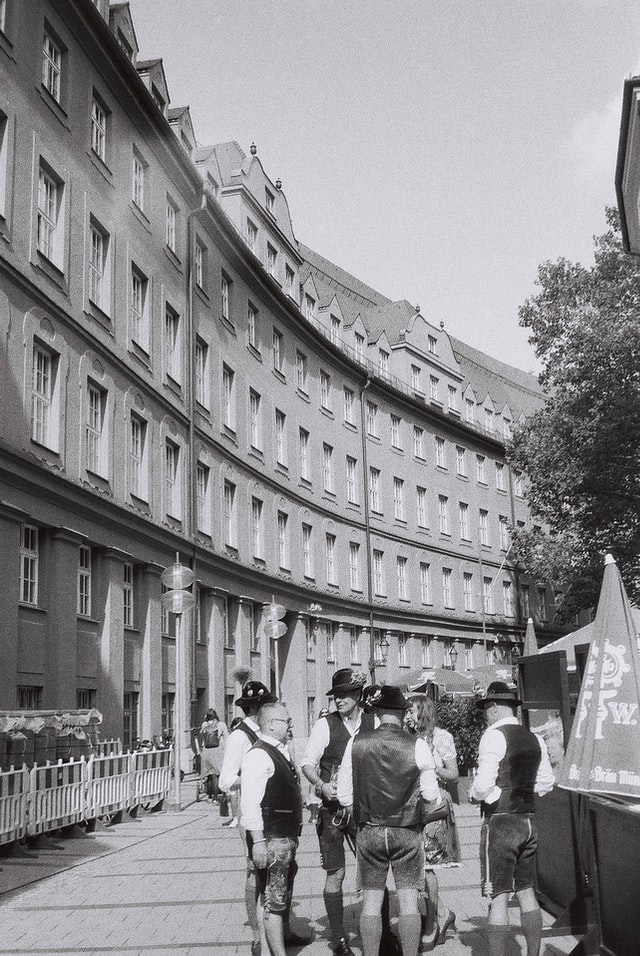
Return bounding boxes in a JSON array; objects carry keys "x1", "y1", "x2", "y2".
[{"x1": 0, "y1": 748, "x2": 172, "y2": 844}]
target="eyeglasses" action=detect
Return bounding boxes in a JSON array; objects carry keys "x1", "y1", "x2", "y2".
[{"x1": 272, "y1": 717, "x2": 292, "y2": 725}]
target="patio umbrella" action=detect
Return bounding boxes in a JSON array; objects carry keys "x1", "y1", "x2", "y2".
[
  {"x1": 540, "y1": 607, "x2": 640, "y2": 667},
  {"x1": 522, "y1": 617, "x2": 539, "y2": 657},
  {"x1": 557, "y1": 554, "x2": 640, "y2": 798},
  {"x1": 463, "y1": 664, "x2": 515, "y2": 691},
  {"x1": 403, "y1": 667, "x2": 476, "y2": 696}
]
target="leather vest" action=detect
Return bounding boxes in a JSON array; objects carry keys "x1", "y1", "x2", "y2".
[
  {"x1": 236, "y1": 719, "x2": 259, "y2": 745},
  {"x1": 318, "y1": 710, "x2": 374, "y2": 807},
  {"x1": 352, "y1": 724, "x2": 422, "y2": 829},
  {"x1": 256, "y1": 740, "x2": 302, "y2": 838},
  {"x1": 482, "y1": 723, "x2": 542, "y2": 817}
]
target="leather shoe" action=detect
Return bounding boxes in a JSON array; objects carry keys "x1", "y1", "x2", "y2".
[
  {"x1": 250, "y1": 942, "x2": 260, "y2": 956},
  {"x1": 334, "y1": 939, "x2": 355, "y2": 956},
  {"x1": 285, "y1": 930, "x2": 313, "y2": 947}
]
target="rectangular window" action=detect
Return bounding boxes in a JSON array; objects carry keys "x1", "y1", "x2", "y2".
[
  {"x1": 17, "y1": 686, "x2": 43, "y2": 710},
  {"x1": 373, "y1": 549, "x2": 385, "y2": 596},
  {"x1": 37, "y1": 164, "x2": 63, "y2": 263},
  {"x1": 350, "y1": 627, "x2": 360, "y2": 663},
  {"x1": 86, "y1": 381, "x2": 106, "y2": 476},
  {"x1": 221, "y1": 272, "x2": 230, "y2": 321},
  {"x1": 456, "y1": 445, "x2": 466, "y2": 476},
  {"x1": 411, "y1": 365, "x2": 421, "y2": 390},
  {"x1": 496, "y1": 462, "x2": 505, "y2": 491},
  {"x1": 499, "y1": 515, "x2": 510, "y2": 551},
  {"x1": 130, "y1": 264, "x2": 149, "y2": 350},
  {"x1": 91, "y1": 95, "x2": 107, "y2": 161},
  {"x1": 465, "y1": 398, "x2": 475, "y2": 423},
  {"x1": 77, "y1": 546, "x2": 92, "y2": 617},
  {"x1": 267, "y1": 243, "x2": 277, "y2": 277},
  {"x1": 397, "y1": 556, "x2": 408, "y2": 600},
  {"x1": 246, "y1": 218, "x2": 257, "y2": 252},
  {"x1": 247, "y1": 303, "x2": 258, "y2": 349},
  {"x1": 195, "y1": 338, "x2": 209, "y2": 407},
  {"x1": 369, "y1": 467, "x2": 381, "y2": 512},
  {"x1": 343, "y1": 387, "x2": 354, "y2": 424},
  {"x1": 366, "y1": 401, "x2": 378, "y2": 437},
  {"x1": 224, "y1": 480, "x2": 237, "y2": 547},
  {"x1": 132, "y1": 151, "x2": 145, "y2": 209},
  {"x1": 271, "y1": 327, "x2": 283, "y2": 372},
  {"x1": 330, "y1": 315, "x2": 340, "y2": 343},
  {"x1": 285, "y1": 264, "x2": 295, "y2": 296},
  {"x1": 379, "y1": 348, "x2": 389, "y2": 376},
  {"x1": 20, "y1": 525, "x2": 39, "y2": 606},
  {"x1": 89, "y1": 220, "x2": 109, "y2": 309},
  {"x1": 420, "y1": 562, "x2": 432, "y2": 604},
  {"x1": 442, "y1": 567, "x2": 453, "y2": 607},
  {"x1": 306, "y1": 617, "x2": 316, "y2": 660},
  {"x1": 129, "y1": 413, "x2": 148, "y2": 500},
  {"x1": 448, "y1": 385, "x2": 458, "y2": 411},
  {"x1": 42, "y1": 30, "x2": 61, "y2": 101},
  {"x1": 483, "y1": 576, "x2": 494, "y2": 615},
  {"x1": 416, "y1": 486, "x2": 427, "y2": 528},
  {"x1": 195, "y1": 239, "x2": 206, "y2": 289},
  {"x1": 275, "y1": 410, "x2": 287, "y2": 465},
  {"x1": 390, "y1": 415, "x2": 401, "y2": 448},
  {"x1": 463, "y1": 572, "x2": 474, "y2": 611},
  {"x1": 165, "y1": 440, "x2": 181, "y2": 519},
  {"x1": 514, "y1": 471, "x2": 525, "y2": 497},
  {"x1": 421, "y1": 635, "x2": 433, "y2": 667},
  {"x1": 459, "y1": 502, "x2": 469, "y2": 540},
  {"x1": 398, "y1": 632, "x2": 408, "y2": 665},
  {"x1": 31, "y1": 343, "x2": 57, "y2": 447},
  {"x1": 354, "y1": 333, "x2": 365, "y2": 359},
  {"x1": 349, "y1": 542, "x2": 360, "y2": 590},
  {"x1": 537, "y1": 586, "x2": 548, "y2": 622},
  {"x1": 430, "y1": 376, "x2": 439, "y2": 401},
  {"x1": 304, "y1": 293, "x2": 315, "y2": 320},
  {"x1": 521, "y1": 584, "x2": 531, "y2": 618},
  {"x1": 325, "y1": 533, "x2": 336, "y2": 584},
  {"x1": 326, "y1": 623, "x2": 336, "y2": 662},
  {"x1": 479, "y1": 509, "x2": 489, "y2": 546},
  {"x1": 277, "y1": 511, "x2": 289, "y2": 569},
  {"x1": 346, "y1": 456, "x2": 358, "y2": 504},
  {"x1": 299, "y1": 427, "x2": 309, "y2": 480},
  {"x1": 222, "y1": 364, "x2": 235, "y2": 430},
  {"x1": 503, "y1": 581, "x2": 514, "y2": 617},
  {"x1": 196, "y1": 462, "x2": 211, "y2": 535},
  {"x1": 438, "y1": 495, "x2": 449, "y2": 535},
  {"x1": 249, "y1": 389, "x2": 262, "y2": 450},
  {"x1": 323, "y1": 443, "x2": 333, "y2": 492},
  {"x1": 296, "y1": 350, "x2": 308, "y2": 391},
  {"x1": 252, "y1": 497, "x2": 263, "y2": 558},
  {"x1": 165, "y1": 305, "x2": 181, "y2": 382},
  {"x1": 413, "y1": 426, "x2": 424, "y2": 458},
  {"x1": 435, "y1": 437, "x2": 446, "y2": 468},
  {"x1": 123, "y1": 692, "x2": 139, "y2": 750},
  {"x1": 320, "y1": 371, "x2": 331, "y2": 409},
  {"x1": 165, "y1": 198, "x2": 177, "y2": 252},
  {"x1": 476, "y1": 454, "x2": 486, "y2": 483},
  {"x1": 302, "y1": 523, "x2": 313, "y2": 578},
  {"x1": 428, "y1": 334, "x2": 437, "y2": 354},
  {"x1": 393, "y1": 477, "x2": 405, "y2": 521},
  {"x1": 484, "y1": 407, "x2": 494, "y2": 433}
]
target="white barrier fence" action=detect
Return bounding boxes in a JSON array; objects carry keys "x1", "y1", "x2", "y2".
[{"x1": 0, "y1": 749, "x2": 172, "y2": 844}]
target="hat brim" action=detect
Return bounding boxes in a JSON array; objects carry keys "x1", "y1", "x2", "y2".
[
  {"x1": 235, "y1": 693, "x2": 277, "y2": 707},
  {"x1": 327, "y1": 684, "x2": 363, "y2": 697},
  {"x1": 476, "y1": 695, "x2": 521, "y2": 708}
]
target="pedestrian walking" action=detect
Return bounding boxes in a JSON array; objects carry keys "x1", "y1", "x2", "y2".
[
  {"x1": 198, "y1": 708, "x2": 227, "y2": 801},
  {"x1": 338, "y1": 685, "x2": 442, "y2": 956},
  {"x1": 469, "y1": 681, "x2": 555, "y2": 956},
  {"x1": 219, "y1": 680, "x2": 277, "y2": 954},
  {"x1": 407, "y1": 693, "x2": 460, "y2": 949},
  {"x1": 240, "y1": 702, "x2": 308, "y2": 956},
  {"x1": 301, "y1": 668, "x2": 370, "y2": 956}
]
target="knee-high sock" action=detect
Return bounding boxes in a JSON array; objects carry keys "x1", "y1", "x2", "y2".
[
  {"x1": 324, "y1": 889, "x2": 345, "y2": 944},
  {"x1": 520, "y1": 909, "x2": 543, "y2": 956},
  {"x1": 359, "y1": 914, "x2": 382, "y2": 956},
  {"x1": 486, "y1": 923, "x2": 510, "y2": 956},
  {"x1": 396, "y1": 913, "x2": 421, "y2": 956},
  {"x1": 245, "y1": 870, "x2": 259, "y2": 940}
]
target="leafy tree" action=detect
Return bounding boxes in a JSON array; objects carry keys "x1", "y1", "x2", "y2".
[
  {"x1": 508, "y1": 207, "x2": 640, "y2": 617},
  {"x1": 436, "y1": 695, "x2": 485, "y2": 775}
]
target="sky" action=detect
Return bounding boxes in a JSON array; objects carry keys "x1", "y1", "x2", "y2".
[{"x1": 129, "y1": 0, "x2": 640, "y2": 373}]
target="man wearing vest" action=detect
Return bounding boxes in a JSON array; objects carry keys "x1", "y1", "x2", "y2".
[
  {"x1": 338, "y1": 684, "x2": 442, "y2": 956},
  {"x1": 469, "y1": 682, "x2": 555, "y2": 956},
  {"x1": 241, "y1": 702, "x2": 304, "y2": 956},
  {"x1": 219, "y1": 680, "x2": 277, "y2": 955},
  {"x1": 302, "y1": 668, "x2": 370, "y2": 956}
]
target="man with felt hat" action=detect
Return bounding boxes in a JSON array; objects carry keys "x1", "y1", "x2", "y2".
[
  {"x1": 301, "y1": 668, "x2": 371, "y2": 956},
  {"x1": 469, "y1": 682, "x2": 555, "y2": 956},
  {"x1": 337, "y1": 685, "x2": 442, "y2": 956}
]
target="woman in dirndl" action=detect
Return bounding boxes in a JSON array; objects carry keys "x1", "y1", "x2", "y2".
[{"x1": 408, "y1": 693, "x2": 460, "y2": 949}]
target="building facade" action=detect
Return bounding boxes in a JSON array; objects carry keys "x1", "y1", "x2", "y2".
[{"x1": 0, "y1": 0, "x2": 562, "y2": 751}]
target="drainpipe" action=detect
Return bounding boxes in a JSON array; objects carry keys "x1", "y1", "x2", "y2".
[{"x1": 359, "y1": 378, "x2": 376, "y2": 681}]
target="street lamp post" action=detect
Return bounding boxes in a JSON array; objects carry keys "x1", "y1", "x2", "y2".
[{"x1": 369, "y1": 632, "x2": 390, "y2": 682}]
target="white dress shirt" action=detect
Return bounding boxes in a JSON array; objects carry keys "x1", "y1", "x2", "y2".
[
  {"x1": 469, "y1": 716, "x2": 555, "y2": 805},
  {"x1": 240, "y1": 733, "x2": 294, "y2": 832},
  {"x1": 301, "y1": 709, "x2": 363, "y2": 771},
  {"x1": 337, "y1": 731, "x2": 441, "y2": 807},
  {"x1": 218, "y1": 716, "x2": 260, "y2": 793}
]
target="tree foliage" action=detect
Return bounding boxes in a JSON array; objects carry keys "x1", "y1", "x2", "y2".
[
  {"x1": 436, "y1": 695, "x2": 485, "y2": 775},
  {"x1": 508, "y1": 207, "x2": 640, "y2": 616}
]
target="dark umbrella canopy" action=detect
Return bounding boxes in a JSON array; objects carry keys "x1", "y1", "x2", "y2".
[
  {"x1": 558, "y1": 554, "x2": 640, "y2": 798},
  {"x1": 403, "y1": 667, "x2": 476, "y2": 696},
  {"x1": 464, "y1": 664, "x2": 516, "y2": 691}
]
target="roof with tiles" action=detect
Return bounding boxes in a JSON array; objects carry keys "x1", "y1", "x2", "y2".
[{"x1": 449, "y1": 336, "x2": 543, "y2": 418}]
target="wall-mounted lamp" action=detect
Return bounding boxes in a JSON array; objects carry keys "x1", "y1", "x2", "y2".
[
  {"x1": 370, "y1": 633, "x2": 390, "y2": 670},
  {"x1": 448, "y1": 645, "x2": 459, "y2": 670}
]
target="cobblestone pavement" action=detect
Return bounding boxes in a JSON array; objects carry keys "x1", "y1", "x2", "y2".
[{"x1": 0, "y1": 779, "x2": 579, "y2": 956}]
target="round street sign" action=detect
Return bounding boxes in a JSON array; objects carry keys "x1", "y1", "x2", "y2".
[
  {"x1": 267, "y1": 603, "x2": 286, "y2": 623},
  {"x1": 161, "y1": 563, "x2": 195, "y2": 590},
  {"x1": 264, "y1": 621, "x2": 287, "y2": 640},
  {"x1": 160, "y1": 589, "x2": 195, "y2": 614}
]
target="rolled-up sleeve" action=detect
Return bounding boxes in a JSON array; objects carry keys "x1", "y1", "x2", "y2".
[
  {"x1": 219, "y1": 730, "x2": 249, "y2": 793},
  {"x1": 469, "y1": 726, "x2": 505, "y2": 804},
  {"x1": 239, "y1": 748, "x2": 273, "y2": 832},
  {"x1": 337, "y1": 737, "x2": 354, "y2": 807},
  {"x1": 534, "y1": 734, "x2": 556, "y2": 796},
  {"x1": 301, "y1": 718, "x2": 330, "y2": 771}
]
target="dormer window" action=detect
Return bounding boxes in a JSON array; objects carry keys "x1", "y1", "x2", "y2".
[
  {"x1": 428, "y1": 334, "x2": 437, "y2": 354},
  {"x1": 265, "y1": 188, "x2": 274, "y2": 213},
  {"x1": 151, "y1": 83, "x2": 165, "y2": 114},
  {"x1": 305, "y1": 294, "x2": 315, "y2": 321},
  {"x1": 246, "y1": 218, "x2": 257, "y2": 253},
  {"x1": 267, "y1": 244, "x2": 277, "y2": 278}
]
